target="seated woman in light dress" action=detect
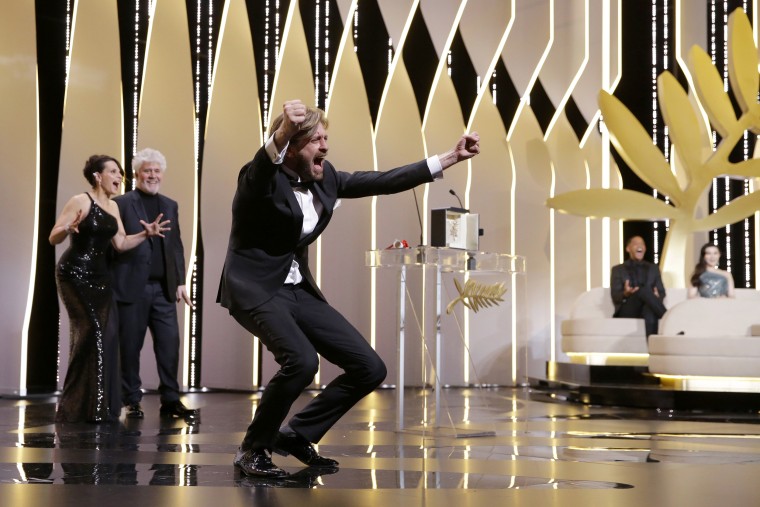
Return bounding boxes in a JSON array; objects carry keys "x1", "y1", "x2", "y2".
[{"x1": 688, "y1": 243, "x2": 735, "y2": 298}]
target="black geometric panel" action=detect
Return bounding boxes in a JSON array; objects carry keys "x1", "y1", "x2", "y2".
[
  {"x1": 490, "y1": 57, "x2": 520, "y2": 132},
  {"x1": 353, "y1": 0, "x2": 391, "y2": 126},
  {"x1": 246, "y1": 0, "x2": 293, "y2": 128},
  {"x1": 300, "y1": 0, "x2": 343, "y2": 109},
  {"x1": 30, "y1": 0, "x2": 69, "y2": 392},
  {"x1": 448, "y1": 29, "x2": 478, "y2": 122},
  {"x1": 530, "y1": 79, "x2": 556, "y2": 135},
  {"x1": 402, "y1": 6, "x2": 438, "y2": 123},
  {"x1": 564, "y1": 95, "x2": 588, "y2": 141},
  {"x1": 182, "y1": 0, "x2": 226, "y2": 386},
  {"x1": 117, "y1": 0, "x2": 151, "y2": 182}
]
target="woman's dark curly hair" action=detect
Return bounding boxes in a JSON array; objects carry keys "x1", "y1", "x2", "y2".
[
  {"x1": 690, "y1": 243, "x2": 720, "y2": 287},
  {"x1": 82, "y1": 154, "x2": 124, "y2": 187}
]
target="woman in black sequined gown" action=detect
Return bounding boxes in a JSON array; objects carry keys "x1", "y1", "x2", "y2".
[{"x1": 50, "y1": 155, "x2": 170, "y2": 423}]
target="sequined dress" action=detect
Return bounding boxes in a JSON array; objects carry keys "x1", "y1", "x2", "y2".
[
  {"x1": 55, "y1": 193, "x2": 121, "y2": 422},
  {"x1": 698, "y1": 270, "x2": 730, "y2": 298}
]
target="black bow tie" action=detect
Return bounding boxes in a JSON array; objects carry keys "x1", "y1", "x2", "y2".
[{"x1": 289, "y1": 179, "x2": 313, "y2": 190}]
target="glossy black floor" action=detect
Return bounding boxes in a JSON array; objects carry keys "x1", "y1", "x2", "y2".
[{"x1": 2, "y1": 386, "x2": 760, "y2": 506}]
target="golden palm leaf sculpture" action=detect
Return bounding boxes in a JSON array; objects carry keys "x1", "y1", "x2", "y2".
[
  {"x1": 446, "y1": 278, "x2": 507, "y2": 314},
  {"x1": 546, "y1": 8, "x2": 760, "y2": 287}
]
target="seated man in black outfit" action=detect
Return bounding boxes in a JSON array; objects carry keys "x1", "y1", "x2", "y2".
[{"x1": 610, "y1": 235, "x2": 667, "y2": 337}]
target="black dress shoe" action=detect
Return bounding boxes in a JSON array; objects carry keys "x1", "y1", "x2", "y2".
[
  {"x1": 273, "y1": 432, "x2": 339, "y2": 469},
  {"x1": 126, "y1": 404, "x2": 144, "y2": 419},
  {"x1": 233, "y1": 448, "x2": 288, "y2": 478},
  {"x1": 159, "y1": 400, "x2": 199, "y2": 418}
]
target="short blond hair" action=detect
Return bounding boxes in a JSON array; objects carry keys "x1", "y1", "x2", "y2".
[{"x1": 270, "y1": 105, "x2": 328, "y2": 147}]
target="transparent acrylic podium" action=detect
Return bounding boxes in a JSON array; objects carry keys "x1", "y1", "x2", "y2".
[{"x1": 366, "y1": 246, "x2": 526, "y2": 434}]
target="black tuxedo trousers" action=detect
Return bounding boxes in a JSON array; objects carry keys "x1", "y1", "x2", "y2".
[{"x1": 232, "y1": 283, "x2": 386, "y2": 449}]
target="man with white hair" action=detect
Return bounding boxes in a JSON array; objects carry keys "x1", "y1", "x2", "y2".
[{"x1": 111, "y1": 148, "x2": 197, "y2": 419}]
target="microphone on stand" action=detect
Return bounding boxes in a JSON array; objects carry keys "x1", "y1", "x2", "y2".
[
  {"x1": 412, "y1": 188, "x2": 424, "y2": 246},
  {"x1": 449, "y1": 189, "x2": 465, "y2": 210},
  {"x1": 412, "y1": 188, "x2": 425, "y2": 262}
]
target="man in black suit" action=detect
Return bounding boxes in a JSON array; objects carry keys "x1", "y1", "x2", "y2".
[
  {"x1": 112, "y1": 148, "x2": 197, "y2": 419},
  {"x1": 218, "y1": 99, "x2": 480, "y2": 478},
  {"x1": 610, "y1": 235, "x2": 667, "y2": 337}
]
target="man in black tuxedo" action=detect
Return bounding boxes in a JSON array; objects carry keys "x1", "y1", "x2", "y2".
[
  {"x1": 112, "y1": 148, "x2": 197, "y2": 419},
  {"x1": 218, "y1": 99, "x2": 480, "y2": 478},
  {"x1": 610, "y1": 235, "x2": 667, "y2": 337}
]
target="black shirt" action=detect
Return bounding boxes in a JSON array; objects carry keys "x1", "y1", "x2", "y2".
[{"x1": 137, "y1": 189, "x2": 166, "y2": 282}]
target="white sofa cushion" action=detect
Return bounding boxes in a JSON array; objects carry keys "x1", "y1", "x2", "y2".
[
  {"x1": 562, "y1": 334, "x2": 648, "y2": 354},
  {"x1": 567, "y1": 287, "x2": 689, "y2": 320},
  {"x1": 657, "y1": 297, "x2": 760, "y2": 337},
  {"x1": 648, "y1": 355, "x2": 760, "y2": 377},
  {"x1": 649, "y1": 335, "x2": 760, "y2": 356},
  {"x1": 561, "y1": 318, "x2": 645, "y2": 336}
]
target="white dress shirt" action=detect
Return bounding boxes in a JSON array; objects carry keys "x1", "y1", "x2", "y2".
[{"x1": 264, "y1": 135, "x2": 443, "y2": 285}]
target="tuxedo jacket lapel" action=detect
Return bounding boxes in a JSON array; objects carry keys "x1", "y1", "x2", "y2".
[{"x1": 277, "y1": 171, "x2": 306, "y2": 243}]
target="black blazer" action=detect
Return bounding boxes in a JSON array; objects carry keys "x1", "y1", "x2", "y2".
[
  {"x1": 111, "y1": 190, "x2": 186, "y2": 303},
  {"x1": 217, "y1": 145, "x2": 434, "y2": 313},
  {"x1": 610, "y1": 259, "x2": 666, "y2": 313}
]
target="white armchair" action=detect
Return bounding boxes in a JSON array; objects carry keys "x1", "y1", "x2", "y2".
[{"x1": 561, "y1": 287, "x2": 687, "y2": 365}]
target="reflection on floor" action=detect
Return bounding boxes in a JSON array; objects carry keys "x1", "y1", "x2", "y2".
[{"x1": 1, "y1": 387, "x2": 760, "y2": 506}]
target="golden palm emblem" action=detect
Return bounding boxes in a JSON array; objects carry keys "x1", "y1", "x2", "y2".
[
  {"x1": 546, "y1": 8, "x2": 760, "y2": 287},
  {"x1": 446, "y1": 278, "x2": 507, "y2": 314}
]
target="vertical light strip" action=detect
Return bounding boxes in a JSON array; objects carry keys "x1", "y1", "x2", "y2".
[
  {"x1": 64, "y1": 0, "x2": 74, "y2": 90},
  {"x1": 324, "y1": 2, "x2": 362, "y2": 353},
  {"x1": 585, "y1": 162, "x2": 592, "y2": 290},
  {"x1": 653, "y1": 0, "x2": 672, "y2": 263},
  {"x1": 743, "y1": 0, "x2": 751, "y2": 287},
  {"x1": 509, "y1": 144, "x2": 518, "y2": 383},
  {"x1": 215, "y1": 1, "x2": 261, "y2": 388},
  {"x1": 545, "y1": 1, "x2": 557, "y2": 361},
  {"x1": 20, "y1": 72, "x2": 43, "y2": 395},
  {"x1": 754, "y1": 0, "x2": 759, "y2": 291},
  {"x1": 314, "y1": 0, "x2": 321, "y2": 107},
  {"x1": 421, "y1": 0, "x2": 467, "y2": 382},
  {"x1": 601, "y1": 0, "x2": 612, "y2": 287},
  {"x1": 55, "y1": 0, "x2": 76, "y2": 388},
  {"x1": 324, "y1": 1, "x2": 330, "y2": 102},
  {"x1": 264, "y1": 0, "x2": 271, "y2": 126},
  {"x1": 313, "y1": 0, "x2": 331, "y2": 386},
  {"x1": 675, "y1": 0, "x2": 712, "y2": 136},
  {"x1": 579, "y1": 118, "x2": 601, "y2": 287},
  {"x1": 544, "y1": 1, "x2": 589, "y2": 139},
  {"x1": 743, "y1": 0, "x2": 750, "y2": 284},
  {"x1": 499, "y1": 0, "x2": 552, "y2": 377},
  {"x1": 549, "y1": 165, "x2": 556, "y2": 362},
  {"x1": 652, "y1": 14, "x2": 660, "y2": 263},
  {"x1": 722, "y1": 1, "x2": 732, "y2": 272},
  {"x1": 15, "y1": 405, "x2": 27, "y2": 481},
  {"x1": 448, "y1": 0, "x2": 515, "y2": 381},
  {"x1": 263, "y1": 0, "x2": 281, "y2": 129},
  {"x1": 313, "y1": 0, "x2": 331, "y2": 292},
  {"x1": 131, "y1": 1, "x2": 141, "y2": 171},
  {"x1": 314, "y1": 0, "x2": 323, "y2": 288},
  {"x1": 371, "y1": 1, "x2": 419, "y2": 350},
  {"x1": 506, "y1": 0, "x2": 555, "y2": 141},
  {"x1": 709, "y1": 0, "x2": 719, "y2": 246}
]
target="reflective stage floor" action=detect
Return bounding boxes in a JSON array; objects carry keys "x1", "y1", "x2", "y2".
[{"x1": 1, "y1": 387, "x2": 760, "y2": 506}]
